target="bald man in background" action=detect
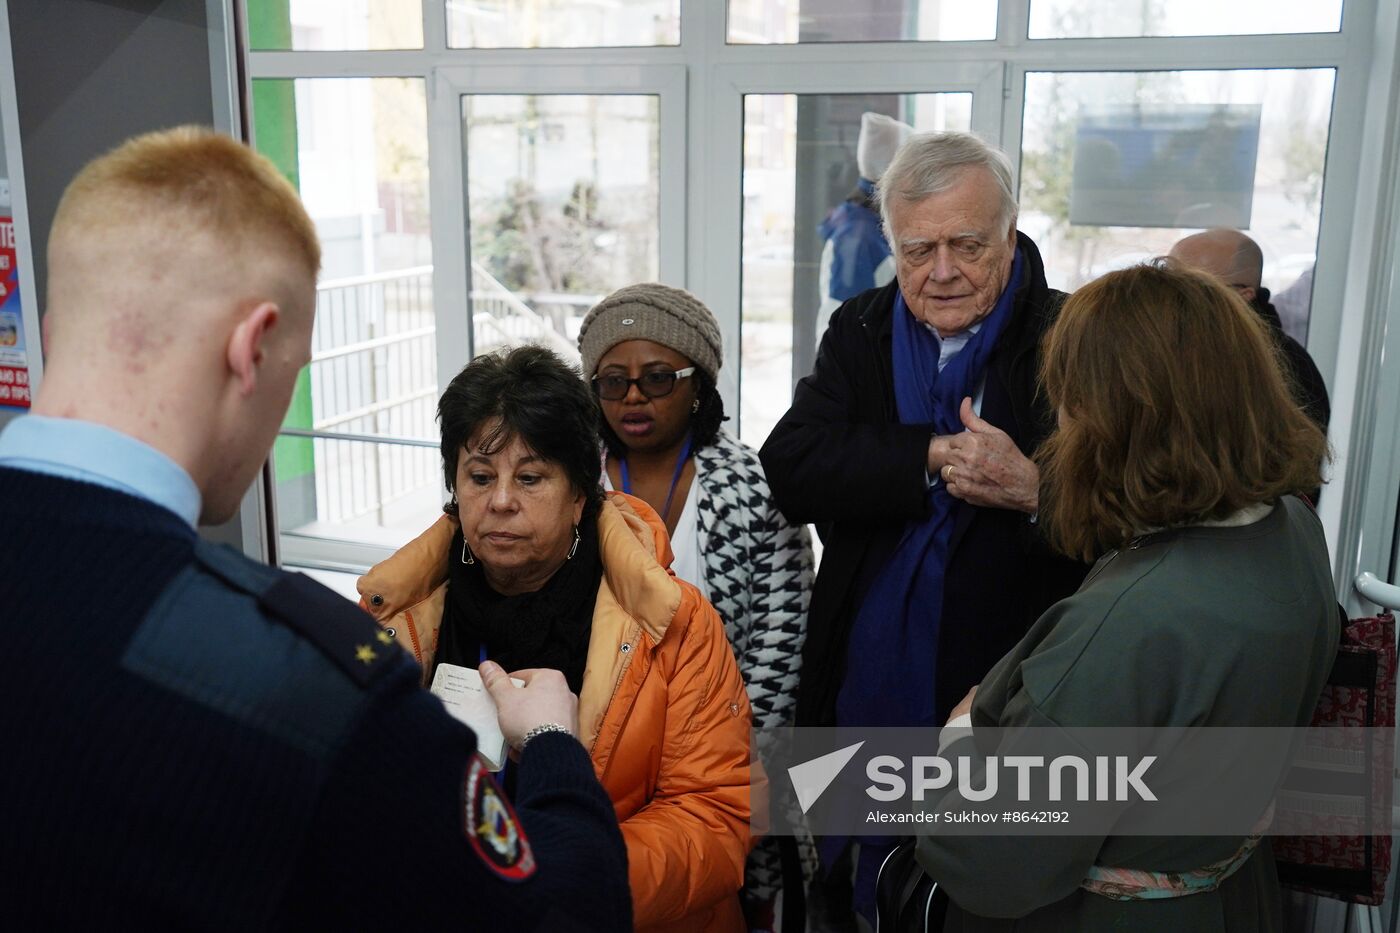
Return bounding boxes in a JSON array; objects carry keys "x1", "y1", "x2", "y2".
[{"x1": 1170, "y1": 228, "x2": 1330, "y2": 501}]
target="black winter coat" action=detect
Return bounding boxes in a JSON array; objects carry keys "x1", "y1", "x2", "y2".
[
  {"x1": 759, "y1": 232, "x2": 1090, "y2": 728},
  {"x1": 1252, "y1": 289, "x2": 1330, "y2": 505}
]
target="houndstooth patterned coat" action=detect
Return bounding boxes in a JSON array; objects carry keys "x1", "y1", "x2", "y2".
[
  {"x1": 693, "y1": 429, "x2": 815, "y2": 904},
  {"x1": 695, "y1": 429, "x2": 812, "y2": 729}
]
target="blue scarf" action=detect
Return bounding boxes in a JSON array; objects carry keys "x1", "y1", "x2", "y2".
[
  {"x1": 825, "y1": 248, "x2": 1025, "y2": 922},
  {"x1": 835, "y1": 246, "x2": 1024, "y2": 730}
]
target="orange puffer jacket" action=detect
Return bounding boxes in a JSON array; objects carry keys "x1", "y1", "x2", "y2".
[{"x1": 358, "y1": 492, "x2": 756, "y2": 932}]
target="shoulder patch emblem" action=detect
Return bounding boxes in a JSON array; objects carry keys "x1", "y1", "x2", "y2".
[{"x1": 464, "y1": 756, "x2": 536, "y2": 881}]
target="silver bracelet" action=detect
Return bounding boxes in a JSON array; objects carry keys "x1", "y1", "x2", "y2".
[{"x1": 519, "y1": 722, "x2": 572, "y2": 750}]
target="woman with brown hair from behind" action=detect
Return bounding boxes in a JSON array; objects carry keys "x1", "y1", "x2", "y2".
[{"x1": 913, "y1": 260, "x2": 1337, "y2": 932}]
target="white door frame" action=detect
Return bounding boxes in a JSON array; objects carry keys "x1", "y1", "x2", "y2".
[
  {"x1": 430, "y1": 63, "x2": 688, "y2": 388},
  {"x1": 1327, "y1": 0, "x2": 1400, "y2": 615},
  {"x1": 695, "y1": 61, "x2": 1004, "y2": 418}
]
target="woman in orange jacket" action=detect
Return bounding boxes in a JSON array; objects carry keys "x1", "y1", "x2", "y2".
[{"x1": 358, "y1": 345, "x2": 756, "y2": 932}]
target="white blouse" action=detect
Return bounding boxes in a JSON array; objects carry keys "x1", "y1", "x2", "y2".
[{"x1": 602, "y1": 466, "x2": 710, "y2": 601}]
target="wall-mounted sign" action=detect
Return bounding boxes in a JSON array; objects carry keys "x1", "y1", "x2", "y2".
[
  {"x1": 0, "y1": 216, "x2": 30, "y2": 408},
  {"x1": 1069, "y1": 104, "x2": 1262, "y2": 230}
]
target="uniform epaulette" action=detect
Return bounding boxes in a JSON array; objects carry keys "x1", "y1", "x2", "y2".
[
  {"x1": 193, "y1": 538, "x2": 282, "y2": 594},
  {"x1": 193, "y1": 541, "x2": 399, "y2": 688}
]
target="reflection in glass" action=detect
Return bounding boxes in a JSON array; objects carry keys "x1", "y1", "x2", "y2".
[
  {"x1": 739, "y1": 93, "x2": 972, "y2": 447},
  {"x1": 448, "y1": 0, "x2": 680, "y2": 48},
  {"x1": 462, "y1": 95, "x2": 660, "y2": 360},
  {"x1": 1029, "y1": 0, "x2": 1342, "y2": 39},
  {"x1": 247, "y1": 0, "x2": 423, "y2": 51},
  {"x1": 1019, "y1": 69, "x2": 1334, "y2": 343},
  {"x1": 727, "y1": 0, "x2": 996, "y2": 43},
  {"x1": 253, "y1": 77, "x2": 440, "y2": 546}
]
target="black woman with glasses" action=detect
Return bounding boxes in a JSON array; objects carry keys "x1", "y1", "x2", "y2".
[{"x1": 579, "y1": 283, "x2": 815, "y2": 933}]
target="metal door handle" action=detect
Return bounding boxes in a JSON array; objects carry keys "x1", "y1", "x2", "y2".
[{"x1": 1354, "y1": 572, "x2": 1400, "y2": 611}]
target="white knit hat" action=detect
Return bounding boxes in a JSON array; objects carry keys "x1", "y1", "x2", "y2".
[{"x1": 857, "y1": 112, "x2": 915, "y2": 182}]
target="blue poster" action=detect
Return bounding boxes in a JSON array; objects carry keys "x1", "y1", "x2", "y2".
[{"x1": 1069, "y1": 104, "x2": 1262, "y2": 230}]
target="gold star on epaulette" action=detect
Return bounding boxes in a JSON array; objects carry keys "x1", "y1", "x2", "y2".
[
  {"x1": 355, "y1": 644, "x2": 377, "y2": 665},
  {"x1": 376, "y1": 629, "x2": 394, "y2": 645}
]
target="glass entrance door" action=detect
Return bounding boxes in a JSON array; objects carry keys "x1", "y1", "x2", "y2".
[
  {"x1": 704, "y1": 63, "x2": 1004, "y2": 445},
  {"x1": 434, "y1": 65, "x2": 688, "y2": 369},
  {"x1": 740, "y1": 90, "x2": 979, "y2": 444}
]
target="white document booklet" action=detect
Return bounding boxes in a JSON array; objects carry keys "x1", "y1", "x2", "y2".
[{"x1": 429, "y1": 663, "x2": 523, "y2": 771}]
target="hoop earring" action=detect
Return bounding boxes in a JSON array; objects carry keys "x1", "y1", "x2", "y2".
[
  {"x1": 691, "y1": 399, "x2": 700, "y2": 414},
  {"x1": 461, "y1": 538, "x2": 475, "y2": 565},
  {"x1": 566, "y1": 525, "x2": 581, "y2": 560}
]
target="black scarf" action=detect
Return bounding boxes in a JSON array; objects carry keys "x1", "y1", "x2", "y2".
[{"x1": 437, "y1": 510, "x2": 603, "y2": 694}]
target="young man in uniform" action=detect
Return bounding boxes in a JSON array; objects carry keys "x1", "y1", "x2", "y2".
[{"x1": 0, "y1": 127, "x2": 630, "y2": 931}]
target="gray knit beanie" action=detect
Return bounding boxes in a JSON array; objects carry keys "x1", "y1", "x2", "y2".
[{"x1": 578, "y1": 283, "x2": 723, "y2": 381}]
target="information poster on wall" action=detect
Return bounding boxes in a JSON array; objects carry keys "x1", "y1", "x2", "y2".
[
  {"x1": 1068, "y1": 104, "x2": 1262, "y2": 230},
  {"x1": 0, "y1": 215, "x2": 30, "y2": 408}
]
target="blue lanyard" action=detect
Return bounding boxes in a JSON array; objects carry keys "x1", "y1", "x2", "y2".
[
  {"x1": 478, "y1": 643, "x2": 515, "y2": 784},
  {"x1": 619, "y1": 432, "x2": 693, "y2": 523}
]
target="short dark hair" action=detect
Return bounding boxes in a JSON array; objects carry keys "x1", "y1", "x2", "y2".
[
  {"x1": 438, "y1": 345, "x2": 604, "y2": 517},
  {"x1": 1037, "y1": 261, "x2": 1329, "y2": 562},
  {"x1": 596, "y1": 368, "x2": 726, "y2": 459}
]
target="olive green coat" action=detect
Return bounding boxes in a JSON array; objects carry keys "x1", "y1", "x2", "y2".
[{"x1": 918, "y1": 498, "x2": 1339, "y2": 932}]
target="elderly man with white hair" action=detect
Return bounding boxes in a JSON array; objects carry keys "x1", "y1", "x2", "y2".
[{"x1": 760, "y1": 131, "x2": 1090, "y2": 928}]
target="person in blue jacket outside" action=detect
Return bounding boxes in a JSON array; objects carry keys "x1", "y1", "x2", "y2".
[{"x1": 815, "y1": 111, "x2": 913, "y2": 349}]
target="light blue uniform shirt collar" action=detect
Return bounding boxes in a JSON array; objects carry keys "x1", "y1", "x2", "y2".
[{"x1": 0, "y1": 414, "x2": 202, "y2": 528}]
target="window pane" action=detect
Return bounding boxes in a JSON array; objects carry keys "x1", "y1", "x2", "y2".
[
  {"x1": 1019, "y1": 69, "x2": 1334, "y2": 344},
  {"x1": 463, "y1": 95, "x2": 660, "y2": 360},
  {"x1": 740, "y1": 93, "x2": 972, "y2": 447},
  {"x1": 247, "y1": 0, "x2": 423, "y2": 51},
  {"x1": 448, "y1": 0, "x2": 680, "y2": 47},
  {"x1": 253, "y1": 78, "x2": 441, "y2": 548},
  {"x1": 728, "y1": 0, "x2": 996, "y2": 43},
  {"x1": 1029, "y1": 0, "x2": 1342, "y2": 38}
]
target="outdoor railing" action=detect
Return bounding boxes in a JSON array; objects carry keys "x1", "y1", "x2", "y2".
[
  {"x1": 469, "y1": 263, "x2": 583, "y2": 362},
  {"x1": 276, "y1": 264, "x2": 593, "y2": 532},
  {"x1": 295, "y1": 265, "x2": 439, "y2": 528}
]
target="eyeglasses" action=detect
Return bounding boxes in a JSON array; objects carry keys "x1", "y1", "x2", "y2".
[{"x1": 591, "y1": 367, "x2": 696, "y2": 401}]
